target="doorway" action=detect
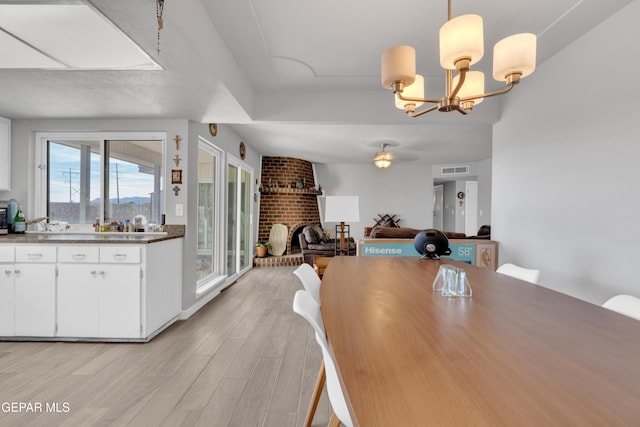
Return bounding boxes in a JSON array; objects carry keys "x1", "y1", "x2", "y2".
[
  {"x1": 464, "y1": 181, "x2": 478, "y2": 236},
  {"x1": 433, "y1": 185, "x2": 443, "y2": 230}
]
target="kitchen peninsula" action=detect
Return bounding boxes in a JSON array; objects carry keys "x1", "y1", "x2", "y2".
[{"x1": 0, "y1": 226, "x2": 184, "y2": 342}]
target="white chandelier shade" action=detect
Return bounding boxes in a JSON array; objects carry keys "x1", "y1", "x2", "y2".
[
  {"x1": 439, "y1": 14, "x2": 484, "y2": 69},
  {"x1": 452, "y1": 70, "x2": 485, "y2": 105},
  {"x1": 395, "y1": 74, "x2": 424, "y2": 110},
  {"x1": 493, "y1": 33, "x2": 536, "y2": 81},
  {"x1": 381, "y1": 45, "x2": 416, "y2": 89}
]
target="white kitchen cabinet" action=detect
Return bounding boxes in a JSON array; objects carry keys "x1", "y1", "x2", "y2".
[
  {"x1": 0, "y1": 246, "x2": 15, "y2": 336},
  {"x1": 14, "y1": 246, "x2": 57, "y2": 337},
  {"x1": 0, "y1": 117, "x2": 10, "y2": 191},
  {"x1": 13, "y1": 245, "x2": 57, "y2": 337},
  {"x1": 57, "y1": 246, "x2": 100, "y2": 336},
  {"x1": 1, "y1": 238, "x2": 182, "y2": 341},
  {"x1": 57, "y1": 245, "x2": 140, "y2": 339},
  {"x1": 57, "y1": 264, "x2": 100, "y2": 337},
  {"x1": 14, "y1": 264, "x2": 56, "y2": 336},
  {"x1": 98, "y1": 264, "x2": 141, "y2": 338}
]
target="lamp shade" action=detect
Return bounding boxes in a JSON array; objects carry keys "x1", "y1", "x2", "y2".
[
  {"x1": 452, "y1": 70, "x2": 484, "y2": 105},
  {"x1": 439, "y1": 14, "x2": 484, "y2": 69},
  {"x1": 492, "y1": 33, "x2": 536, "y2": 81},
  {"x1": 395, "y1": 74, "x2": 424, "y2": 110},
  {"x1": 381, "y1": 45, "x2": 416, "y2": 89},
  {"x1": 324, "y1": 196, "x2": 360, "y2": 223}
]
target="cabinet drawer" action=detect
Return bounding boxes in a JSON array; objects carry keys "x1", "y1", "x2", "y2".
[
  {"x1": 0, "y1": 246, "x2": 14, "y2": 262},
  {"x1": 58, "y1": 246, "x2": 99, "y2": 263},
  {"x1": 15, "y1": 246, "x2": 57, "y2": 263},
  {"x1": 100, "y1": 246, "x2": 140, "y2": 264}
]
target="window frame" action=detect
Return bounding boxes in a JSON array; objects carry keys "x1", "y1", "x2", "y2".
[{"x1": 34, "y1": 131, "x2": 167, "y2": 228}]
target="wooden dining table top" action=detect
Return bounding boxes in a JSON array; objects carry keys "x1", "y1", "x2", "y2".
[{"x1": 320, "y1": 256, "x2": 640, "y2": 426}]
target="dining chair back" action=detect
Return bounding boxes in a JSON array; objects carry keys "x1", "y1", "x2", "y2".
[
  {"x1": 293, "y1": 290, "x2": 353, "y2": 427},
  {"x1": 293, "y1": 263, "x2": 321, "y2": 304},
  {"x1": 496, "y1": 263, "x2": 540, "y2": 284},
  {"x1": 603, "y1": 294, "x2": 640, "y2": 321}
]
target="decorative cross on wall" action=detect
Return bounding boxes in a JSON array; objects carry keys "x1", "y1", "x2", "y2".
[
  {"x1": 173, "y1": 154, "x2": 181, "y2": 167},
  {"x1": 173, "y1": 135, "x2": 182, "y2": 150},
  {"x1": 173, "y1": 185, "x2": 181, "y2": 196}
]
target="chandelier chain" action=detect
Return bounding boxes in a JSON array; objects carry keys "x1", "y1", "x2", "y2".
[{"x1": 156, "y1": 0, "x2": 165, "y2": 55}]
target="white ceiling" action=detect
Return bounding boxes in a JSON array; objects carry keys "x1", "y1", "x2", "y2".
[{"x1": 0, "y1": 0, "x2": 633, "y2": 165}]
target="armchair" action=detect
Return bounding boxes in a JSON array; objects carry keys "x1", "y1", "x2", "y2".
[{"x1": 298, "y1": 225, "x2": 355, "y2": 265}]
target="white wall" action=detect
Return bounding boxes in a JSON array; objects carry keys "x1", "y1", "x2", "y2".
[
  {"x1": 315, "y1": 163, "x2": 433, "y2": 238},
  {"x1": 492, "y1": 0, "x2": 640, "y2": 304}
]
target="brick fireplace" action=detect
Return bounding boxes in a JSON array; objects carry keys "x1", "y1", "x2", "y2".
[{"x1": 258, "y1": 156, "x2": 322, "y2": 257}]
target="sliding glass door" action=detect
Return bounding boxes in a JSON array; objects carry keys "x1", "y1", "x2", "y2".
[
  {"x1": 196, "y1": 139, "x2": 223, "y2": 288},
  {"x1": 226, "y1": 157, "x2": 253, "y2": 278}
]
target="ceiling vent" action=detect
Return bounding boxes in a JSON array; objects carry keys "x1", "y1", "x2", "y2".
[{"x1": 441, "y1": 165, "x2": 469, "y2": 176}]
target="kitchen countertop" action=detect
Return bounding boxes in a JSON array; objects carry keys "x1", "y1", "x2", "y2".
[{"x1": 0, "y1": 225, "x2": 185, "y2": 244}]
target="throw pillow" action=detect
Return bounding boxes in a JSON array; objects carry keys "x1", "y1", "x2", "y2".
[{"x1": 303, "y1": 226, "x2": 319, "y2": 244}]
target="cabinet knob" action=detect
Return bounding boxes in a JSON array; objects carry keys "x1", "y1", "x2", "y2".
[
  {"x1": 4, "y1": 269, "x2": 11, "y2": 276},
  {"x1": 14, "y1": 269, "x2": 20, "y2": 275},
  {"x1": 90, "y1": 270, "x2": 97, "y2": 277},
  {"x1": 99, "y1": 271, "x2": 106, "y2": 276}
]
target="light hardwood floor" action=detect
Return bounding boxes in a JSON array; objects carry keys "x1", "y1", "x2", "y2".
[{"x1": 0, "y1": 267, "x2": 332, "y2": 427}]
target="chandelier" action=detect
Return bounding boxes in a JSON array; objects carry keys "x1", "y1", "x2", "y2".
[
  {"x1": 374, "y1": 143, "x2": 392, "y2": 169},
  {"x1": 381, "y1": 0, "x2": 536, "y2": 117}
]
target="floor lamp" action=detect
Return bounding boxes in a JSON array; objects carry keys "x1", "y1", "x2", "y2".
[{"x1": 324, "y1": 196, "x2": 360, "y2": 256}]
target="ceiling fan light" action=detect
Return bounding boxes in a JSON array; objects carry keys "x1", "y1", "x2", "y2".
[
  {"x1": 381, "y1": 45, "x2": 416, "y2": 89},
  {"x1": 492, "y1": 33, "x2": 536, "y2": 81},
  {"x1": 395, "y1": 74, "x2": 425, "y2": 109},
  {"x1": 452, "y1": 70, "x2": 484, "y2": 105},
  {"x1": 439, "y1": 14, "x2": 484, "y2": 70},
  {"x1": 374, "y1": 145, "x2": 393, "y2": 168}
]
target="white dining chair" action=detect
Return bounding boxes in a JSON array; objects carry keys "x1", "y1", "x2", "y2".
[
  {"x1": 496, "y1": 263, "x2": 541, "y2": 284},
  {"x1": 602, "y1": 294, "x2": 640, "y2": 321},
  {"x1": 293, "y1": 264, "x2": 324, "y2": 426},
  {"x1": 293, "y1": 263, "x2": 321, "y2": 304},
  {"x1": 293, "y1": 290, "x2": 353, "y2": 427}
]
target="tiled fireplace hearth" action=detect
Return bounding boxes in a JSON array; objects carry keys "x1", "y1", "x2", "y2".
[{"x1": 256, "y1": 156, "x2": 322, "y2": 267}]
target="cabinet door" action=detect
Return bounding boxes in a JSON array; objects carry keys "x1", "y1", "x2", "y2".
[
  {"x1": 0, "y1": 265, "x2": 14, "y2": 336},
  {"x1": 14, "y1": 263, "x2": 56, "y2": 336},
  {"x1": 98, "y1": 264, "x2": 141, "y2": 338},
  {"x1": 57, "y1": 264, "x2": 99, "y2": 337}
]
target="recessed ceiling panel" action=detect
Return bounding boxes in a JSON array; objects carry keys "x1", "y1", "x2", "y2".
[
  {"x1": 0, "y1": 3, "x2": 160, "y2": 70},
  {"x1": 0, "y1": 29, "x2": 64, "y2": 68}
]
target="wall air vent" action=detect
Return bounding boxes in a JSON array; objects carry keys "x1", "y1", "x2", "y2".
[{"x1": 441, "y1": 166, "x2": 470, "y2": 176}]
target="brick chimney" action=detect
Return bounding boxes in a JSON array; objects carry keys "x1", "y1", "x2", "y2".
[{"x1": 258, "y1": 157, "x2": 322, "y2": 254}]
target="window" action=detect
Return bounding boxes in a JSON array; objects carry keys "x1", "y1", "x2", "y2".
[{"x1": 35, "y1": 132, "x2": 165, "y2": 227}]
